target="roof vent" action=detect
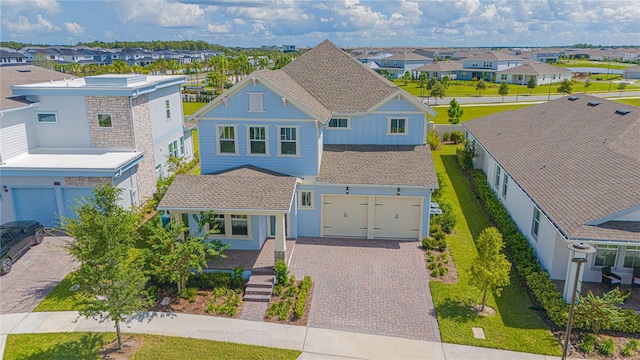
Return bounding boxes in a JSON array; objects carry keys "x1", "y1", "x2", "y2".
[
  {"x1": 17, "y1": 69, "x2": 31, "y2": 73},
  {"x1": 587, "y1": 101, "x2": 600, "y2": 107},
  {"x1": 568, "y1": 96, "x2": 579, "y2": 101},
  {"x1": 615, "y1": 109, "x2": 631, "y2": 115}
]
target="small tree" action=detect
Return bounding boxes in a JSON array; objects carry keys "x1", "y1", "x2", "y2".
[
  {"x1": 447, "y1": 98, "x2": 464, "y2": 124},
  {"x1": 557, "y1": 79, "x2": 573, "y2": 96},
  {"x1": 617, "y1": 82, "x2": 628, "y2": 96},
  {"x1": 441, "y1": 75, "x2": 451, "y2": 89},
  {"x1": 584, "y1": 78, "x2": 592, "y2": 93},
  {"x1": 527, "y1": 76, "x2": 537, "y2": 95},
  {"x1": 468, "y1": 227, "x2": 511, "y2": 311},
  {"x1": 60, "y1": 184, "x2": 151, "y2": 350},
  {"x1": 430, "y1": 81, "x2": 446, "y2": 105},
  {"x1": 498, "y1": 82, "x2": 509, "y2": 102},
  {"x1": 417, "y1": 73, "x2": 428, "y2": 99},
  {"x1": 573, "y1": 289, "x2": 629, "y2": 333},
  {"x1": 475, "y1": 79, "x2": 487, "y2": 96},
  {"x1": 402, "y1": 71, "x2": 412, "y2": 86}
]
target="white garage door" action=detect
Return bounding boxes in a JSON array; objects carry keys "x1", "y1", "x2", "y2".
[
  {"x1": 13, "y1": 188, "x2": 59, "y2": 227},
  {"x1": 374, "y1": 197, "x2": 421, "y2": 239},
  {"x1": 322, "y1": 195, "x2": 368, "y2": 238}
]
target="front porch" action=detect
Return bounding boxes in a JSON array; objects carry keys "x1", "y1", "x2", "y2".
[
  {"x1": 206, "y1": 238, "x2": 297, "y2": 275},
  {"x1": 553, "y1": 280, "x2": 640, "y2": 311}
]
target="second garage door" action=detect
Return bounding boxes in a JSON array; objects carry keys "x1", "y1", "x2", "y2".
[
  {"x1": 322, "y1": 195, "x2": 368, "y2": 237},
  {"x1": 13, "y1": 188, "x2": 59, "y2": 227},
  {"x1": 374, "y1": 197, "x2": 421, "y2": 239}
]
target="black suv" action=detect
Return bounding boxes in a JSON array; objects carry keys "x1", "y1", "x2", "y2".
[{"x1": 1, "y1": 221, "x2": 45, "y2": 275}]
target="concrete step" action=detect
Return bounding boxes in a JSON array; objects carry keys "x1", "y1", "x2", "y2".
[
  {"x1": 243, "y1": 293, "x2": 271, "y2": 302},
  {"x1": 244, "y1": 287, "x2": 273, "y2": 296},
  {"x1": 246, "y1": 275, "x2": 274, "y2": 289}
]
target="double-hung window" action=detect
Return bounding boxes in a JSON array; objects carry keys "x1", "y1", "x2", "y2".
[
  {"x1": 218, "y1": 125, "x2": 237, "y2": 154},
  {"x1": 531, "y1": 208, "x2": 541, "y2": 240},
  {"x1": 388, "y1": 118, "x2": 407, "y2": 135},
  {"x1": 494, "y1": 166, "x2": 501, "y2": 189},
  {"x1": 623, "y1": 246, "x2": 640, "y2": 269},
  {"x1": 168, "y1": 140, "x2": 178, "y2": 157},
  {"x1": 247, "y1": 126, "x2": 267, "y2": 155},
  {"x1": 278, "y1": 126, "x2": 299, "y2": 156},
  {"x1": 328, "y1": 118, "x2": 349, "y2": 129},
  {"x1": 502, "y1": 175, "x2": 509, "y2": 199},
  {"x1": 298, "y1": 191, "x2": 314, "y2": 209},
  {"x1": 179, "y1": 136, "x2": 185, "y2": 155},
  {"x1": 165, "y1": 100, "x2": 171, "y2": 119},
  {"x1": 595, "y1": 244, "x2": 618, "y2": 268}
]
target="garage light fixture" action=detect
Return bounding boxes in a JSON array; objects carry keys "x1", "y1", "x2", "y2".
[
  {"x1": 2, "y1": 186, "x2": 7, "y2": 193},
  {"x1": 397, "y1": 188, "x2": 401, "y2": 196},
  {"x1": 345, "y1": 186, "x2": 349, "y2": 194}
]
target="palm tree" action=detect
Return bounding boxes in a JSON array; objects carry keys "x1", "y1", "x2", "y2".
[
  {"x1": 131, "y1": 64, "x2": 144, "y2": 74},
  {"x1": 167, "y1": 59, "x2": 180, "y2": 74},
  {"x1": 258, "y1": 57, "x2": 269, "y2": 70},
  {"x1": 153, "y1": 58, "x2": 168, "y2": 75},
  {"x1": 111, "y1": 60, "x2": 130, "y2": 74}
]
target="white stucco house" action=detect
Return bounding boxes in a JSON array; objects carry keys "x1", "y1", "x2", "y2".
[
  {"x1": 0, "y1": 65, "x2": 194, "y2": 227},
  {"x1": 463, "y1": 95, "x2": 639, "y2": 300}
]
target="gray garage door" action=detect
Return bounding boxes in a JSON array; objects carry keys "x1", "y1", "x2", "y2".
[
  {"x1": 13, "y1": 188, "x2": 58, "y2": 227},
  {"x1": 61, "y1": 188, "x2": 94, "y2": 220}
]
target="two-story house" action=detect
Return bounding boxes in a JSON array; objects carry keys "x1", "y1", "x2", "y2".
[
  {"x1": 377, "y1": 52, "x2": 433, "y2": 79},
  {"x1": 0, "y1": 66, "x2": 194, "y2": 227},
  {"x1": 158, "y1": 40, "x2": 438, "y2": 262},
  {"x1": 457, "y1": 51, "x2": 523, "y2": 81},
  {"x1": 463, "y1": 95, "x2": 639, "y2": 300},
  {"x1": 496, "y1": 60, "x2": 573, "y2": 85}
]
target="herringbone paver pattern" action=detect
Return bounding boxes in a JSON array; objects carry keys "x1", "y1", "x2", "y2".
[{"x1": 289, "y1": 237, "x2": 441, "y2": 342}]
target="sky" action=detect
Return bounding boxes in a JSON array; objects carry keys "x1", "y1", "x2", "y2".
[{"x1": 1, "y1": 0, "x2": 639, "y2": 48}]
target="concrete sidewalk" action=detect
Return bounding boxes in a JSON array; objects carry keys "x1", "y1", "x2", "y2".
[{"x1": 0, "y1": 311, "x2": 565, "y2": 360}]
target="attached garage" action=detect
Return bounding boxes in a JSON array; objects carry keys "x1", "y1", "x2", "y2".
[
  {"x1": 322, "y1": 195, "x2": 368, "y2": 237},
  {"x1": 12, "y1": 188, "x2": 59, "y2": 227},
  {"x1": 373, "y1": 197, "x2": 421, "y2": 239},
  {"x1": 61, "y1": 188, "x2": 94, "y2": 220},
  {"x1": 321, "y1": 195, "x2": 423, "y2": 240}
]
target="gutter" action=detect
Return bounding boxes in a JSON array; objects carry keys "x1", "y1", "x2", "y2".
[{"x1": 0, "y1": 101, "x2": 40, "y2": 115}]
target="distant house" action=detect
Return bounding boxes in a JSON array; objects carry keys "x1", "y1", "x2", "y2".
[
  {"x1": 496, "y1": 60, "x2": 573, "y2": 85},
  {"x1": 530, "y1": 51, "x2": 563, "y2": 63},
  {"x1": 463, "y1": 95, "x2": 639, "y2": 300},
  {"x1": 376, "y1": 52, "x2": 433, "y2": 79},
  {"x1": 457, "y1": 51, "x2": 522, "y2": 81},
  {"x1": 160, "y1": 40, "x2": 438, "y2": 262},
  {"x1": 0, "y1": 66, "x2": 194, "y2": 227},
  {"x1": 0, "y1": 49, "x2": 26, "y2": 66},
  {"x1": 623, "y1": 65, "x2": 640, "y2": 80},
  {"x1": 413, "y1": 61, "x2": 462, "y2": 80}
]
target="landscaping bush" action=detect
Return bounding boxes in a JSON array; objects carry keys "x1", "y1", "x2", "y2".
[
  {"x1": 599, "y1": 338, "x2": 616, "y2": 356},
  {"x1": 427, "y1": 129, "x2": 441, "y2": 150},
  {"x1": 456, "y1": 140, "x2": 476, "y2": 171},
  {"x1": 180, "y1": 287, "x2": 198, "y2": 302},
  {"x1": 206, "y1": 287, "x2": 241, "y2": 316},
  {"x1": 449, "y1": 131, "x2": 465, "y2": 144},
  {"x1": 423, "y1": 226, "x2": 446, "y2": 251},
  {"x1": 275, "y1": 259, "x2": 289, "y2": 285},
  {"x1": 621, "y1": 338, "x2": 638, "y2": 357},
  {"x1": 189, "y1": 271, "x2": 232, "y2": 290},
  {"x1": 432, "y1": 200, "x2": 457, "y2": 233},
  {"x1": 232, "y1": 266, "x2": 245, "y2": 289},
  {"x1": 442, "y1": 132, "x2": 451, "y2": 141},
  {"x1": 295, "y1": 276, "x2": 312, "y2": 318},
  {"x1": 579, "y1": 333, "x2": 597, "y2": 355}
]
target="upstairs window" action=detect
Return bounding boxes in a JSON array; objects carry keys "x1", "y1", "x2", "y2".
[
  {"x1": 165, "y1": 100, "x2": 171, "y2": 119},
  {"x1": 248, "y1": 126, "x2": 267, "y2": 155},
  {"x1": 36, "y1": 112, "x2": 58, "y2": 123},
  {"x1": 328, "y1": 118, "x2": 349, "y2": 129},
  {"x1": 217, "y1": 126, "x2": 237, "y2": 154},
  {"x1": 97, "y1": 113, "x2": 112, "y2": 128},
  {"x1": 388, "y1": 118, "x2": 407, "y2": 135},
  {"x1": 248, "y1": 93, "x2": 264, "y2": 112},
  {"x1": 278, "y1": 126, "x2": 298, "y2": 156}
]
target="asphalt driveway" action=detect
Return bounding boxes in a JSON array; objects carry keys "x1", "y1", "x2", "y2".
[
  {"x1": 289, "y1": 237, "x2": 441, "y2": 342},
  {"x1": 0, "y1": 234, "x2": 76, "y2": 314}
]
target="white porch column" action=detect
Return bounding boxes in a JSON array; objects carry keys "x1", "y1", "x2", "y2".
[
  {"x1": 274, "y1": 212, "x2": 287, "y2": 262},
  {"x1": 562, "y1": 243, "x2": 595, "y2": 302}
]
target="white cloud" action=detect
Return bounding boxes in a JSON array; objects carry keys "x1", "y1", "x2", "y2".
[
  {"x1": 207, "y1": 23, "x2": 232, "y2": 33},
  {"x1": 233, "y1": 18, "x2": 245, "y2": 25},
  {"x1": 64, "y1": 22, "x2": 84, "y2": 36},
  {"x1": 115, "y1": 0, "x2": 205, "y2": 27},
  {"x1": 104, "y1": 30, "x2": 119, "y2": 40},
  {"x1": 1, "y1": 0, "x2": 62, "y2": 16},
  {"x1": 1, "y1": 14, "x2": 60, "y2": 34}
]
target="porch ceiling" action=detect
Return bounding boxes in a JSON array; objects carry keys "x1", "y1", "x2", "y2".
[{"x1": 158, "y1": 166, "x2": 297, "y2": 212}]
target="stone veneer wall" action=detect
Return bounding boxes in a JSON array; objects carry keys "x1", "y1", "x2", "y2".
[
  {"x1": 85, "y1": 96, "x2": 135, "y2": 149},
  {"x1": 131, "y1": 94, "x2": 156, "y2": 203},
  {"x1": 65, "y1": 177, "x2": 111, "y2": 187}
]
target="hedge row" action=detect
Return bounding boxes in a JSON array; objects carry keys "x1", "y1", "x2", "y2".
[{"x1": 469, "y1": 169, "x2": 640, "y2": 333}]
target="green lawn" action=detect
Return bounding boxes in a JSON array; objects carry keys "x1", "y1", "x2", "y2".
[
  {"x1": 3, "y1": 332, "x2": 301, "y2": 360},
  {"x1": 33, "y1": 275, "x2": 88, "y2": 312},
  {"x1": 430, "y1": 103, "x2": 536, "y2": 124},
  {"x1": 553, "y1": 60, "x2": 631, "y2": 70},
  {"x1": 614, "y1": 98, "x2": 640, "y2": 107},
  {"x1": 183, "y1": 102, "x2": 208, "y2": 116},
  {"x1": 429, "y1": 145, "x2": 560, "y2": 356}
]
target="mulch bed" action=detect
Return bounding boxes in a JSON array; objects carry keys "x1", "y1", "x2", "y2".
[
  {"x1": 424, "y1": 247, "x2": 458, "y2": 284},
  {"x1": 263, "y1": 283, "x2": 314, "y2": 326},
  {"x1": 148, "y1": 287, "x2": 243, "y2": 318}
]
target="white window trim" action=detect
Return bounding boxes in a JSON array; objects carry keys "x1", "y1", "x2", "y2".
[
  {"x1": 179, "y1": 136, "x2": 185, "y2": 155},
  {"x1": 276, "y1": 125, "x2": 301, "y2": 157},
  {"x1": 247, "y1": 92, "x2": 265, "y2": 113},
  {"x1": 165, "y1": 99, "x2": 171, "y2": 120},
  {"x1": 531, "y1": 208, "x2": 541, "y2": 240},
  {"x1": 298, "y1": 190, "x2": 315, "y2": 210},
  {"x1": 622, "y1": 246, "x2": 640, "y2": 270},
  {"x1": 35, "y1": 111, "x2": 58, "y2": 124},
  {"x1": 206, "y1": 213, "x2": 252, "y2": 239},
  {"x1": 594, "y1": 244, "x2": 619, "y2": 269},
  {"x1": 97, "y1": 113, "x2": 113, "y2": 128},
  {"x1": 245, "y1": 125, "x2": 270, "y2": 156},
  {"x1": 327, "y1": 118, "x2": 351, "y2": 130},
  {"x1": 215, "y1": 124, "x2": 240, "y2": 156},
  {"x1": 494, "y1": 166, "x2": 501, "y2": 189},
  {"x1": 386, "y1": 117, "x2": 409, "y2": 135},
  {"x1": 168, "y1": 140, "x2": 178, "y2": 158},
  {"x1": 502, "y1": 174, "x2": 509, "y2": 199}
]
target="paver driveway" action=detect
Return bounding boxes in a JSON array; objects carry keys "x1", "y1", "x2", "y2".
[
  {"x1": 289, "y1": 237, "x2": 440, "y2": 342},
  {"x1": 0, "y1": 234, "x2": 76, "y2": 314}
]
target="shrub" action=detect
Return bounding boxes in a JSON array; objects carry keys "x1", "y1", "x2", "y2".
[
  {"x1": 275, "y1": 259, "x2": 289, "y2": 285},
  {"x1": 189, "y1": 271, "x2": 232, "y2": 290},
  {"x1": 207, "y1": 287, "x2": 240, "y2": 316},
  {"x1": 449, "y1": 131, "x2": 465, "y2": 144},
  {"x1": 427, "y1": 129, "x2": 441, "y2": 150},
  {"x1": 272, "y1": 283, "x2": 283, "y2": 297},
  {"x1": 432, "y1": 200, "x2": 457, "y2": 233},
  {"x1": 423, "y1": 226, "x2": 446, "y2": 251},
  {"x1": 180, "y1": 287, "x2": 198, "y2": 302},
  {"x1": 579, "y1": 333, "x2": 597, "y2": 355},
  {"x1": 599, "y1": 338, "x2": 616, "y2": 356},
  {"x1": 456, "y1": 140, "x2": 476, "y2": 170},
  {"x1": 621, "y1": 339, "x2": 638, "y2": 357},
  {"x1": 232, "y1": 266, "x2": 245, "y2": 289},
  {"x1": 295, "y1": 276, "x2": 312, "y2": 318},
  {"x1": 442, "y1": 132, "x2": 451, "y2": 141}
]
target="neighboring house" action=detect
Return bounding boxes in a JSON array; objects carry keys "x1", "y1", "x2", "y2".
[
  {"x1": 0, "y1": 49, "x2": 27, "y2": 66},
  {"x1": 463, "y1": 95, "x2": 639, "y2": 300},
  {"x1": 0, "y1": 65, "x2": 194, "y2": 227},
  {"x1": 623, "y1": 65, "x2": 640, "y2": 80},
  {"x1": 413, "y1": 61, "x2": 462, "y2": 80},
  {"x1": 530, "y1": 51, "x2": 563, "y2": 63},
  {"x1": 496, "y1": 60, "x2": 573, "y2": 85},
  {"x1": 159, "y1": 40, "x2": 438, "y2": 262},
  {"x1": 457, "y1": 51, "x2": 523, "y2": 81},
  {"x1": 376, "y1": 52, "x2": 433, "y2": 79}
]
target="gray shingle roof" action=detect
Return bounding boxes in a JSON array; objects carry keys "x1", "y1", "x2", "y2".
[
  {"x1": 498, "y1": 60, "x2": 571, "y2": 75},
  {"x1": 466, "y1": 51, "x2": 522, "y2": 62},
  {"x1": 318, "y1": 145, "x2": 438, "y2": 187},
  {"x1": 413, "y1": 61, "x2": 463, "y2": 72},
  {"x1": 1, "y1": 65, "x2": 68, "y2": 110},
  {"x1": 463, "y1": 95, "x2": 640, "y2": 242},
  {"x1": 281, "y1": 40, "x2": 400, "y2": 113},
  {"x1": 158, "y1": 166, "x2": 297, "y2": 211},
  {"x1": 384, "y1": 52, "x2": 432, "y2": 61}
]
